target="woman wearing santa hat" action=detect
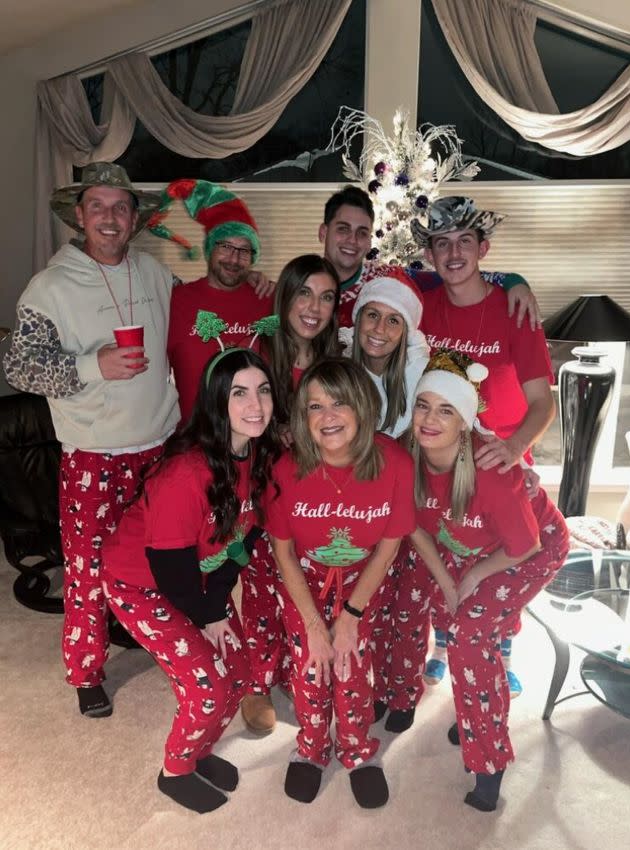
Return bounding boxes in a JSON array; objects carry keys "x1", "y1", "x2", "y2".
[{"x1": 405, "y1": 349, "x2": 568, "y2": 811}]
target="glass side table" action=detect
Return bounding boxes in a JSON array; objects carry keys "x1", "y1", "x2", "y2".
[{"x1": 527, "y1": 551, "x2": 630, "y2": 720}]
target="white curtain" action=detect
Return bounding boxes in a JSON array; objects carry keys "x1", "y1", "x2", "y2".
[
  {"x1": 35, "y1": 0, "x2": 352, "y2": 270},
  {"x1": 432, "y1": 0, "x2": 630, "y2": 157}
]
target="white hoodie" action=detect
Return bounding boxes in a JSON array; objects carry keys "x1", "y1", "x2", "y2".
[{"x1": 16, "y1": 244, "x2": 180, "y2": 450}]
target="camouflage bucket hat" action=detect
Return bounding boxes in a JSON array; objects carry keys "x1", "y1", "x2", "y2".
[
  {"x1": 50, "y1": 162, "x2": 161, "y2": 235},
  {"x1": 410, "y1": 196, "x2": 505, "y2": 248}
]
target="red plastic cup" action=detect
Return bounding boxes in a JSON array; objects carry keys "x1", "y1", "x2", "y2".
[{"x1": 113, "y1": 325, "x2": 144, "y2": 365}]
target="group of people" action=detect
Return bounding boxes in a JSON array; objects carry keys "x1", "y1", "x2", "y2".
[{"x1": 3, "y1": 162, "x2": 569, "y2": 815}]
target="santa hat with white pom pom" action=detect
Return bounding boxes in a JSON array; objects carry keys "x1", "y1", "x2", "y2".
[{"x1": 414, "y1": 348, "x2": 488, "y2": 429}]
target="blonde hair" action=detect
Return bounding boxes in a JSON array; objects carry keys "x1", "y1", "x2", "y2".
[
  {"x1": 351, "y1": 305, "x2": 408, "y2": 433},
  {"x1": 407, "y1": 429, "x2": 476, "y2": 522},
  {"x1": 291, "y1": 358, "x2": 383, "y2": 480}
]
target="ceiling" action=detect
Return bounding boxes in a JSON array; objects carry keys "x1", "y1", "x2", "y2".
[{"x1": 0, "y1": 0, "x2": 629, "y2": 57}]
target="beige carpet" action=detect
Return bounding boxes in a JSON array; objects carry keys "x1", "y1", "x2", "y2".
[{"x1": 1, "y1": 553, "x2": 629, "y2": 850}]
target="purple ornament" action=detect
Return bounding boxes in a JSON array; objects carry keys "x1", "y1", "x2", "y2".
[
  {"x1": 375, "y1": 229, "x2": 384, "y2": 239},
  {"x1": 374, "y1": 161, "x2": 387, "y2": 176},
  {"x1": 409, "y1": 260, "x2": 423, "y2": 270},
  {"x1": 394, "y1": 173, "x2": 409, "y2": 187},
  {"x1": 415, "y1": 195, "x2": 429, "y2": 209},
  {"x1": 366, "y1": 248, "x2": 380, "y2": 261},
  {"x1": 368, "y1": 179, "x2": 382, "y2": 194}
]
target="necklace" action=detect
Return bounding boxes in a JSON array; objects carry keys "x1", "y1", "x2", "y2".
[
  {"x1": 96, "y1": 257, "x2": 133, "y2": 327},
  {"x1": 321, "y1": 463, "x2": 354, "y2": 495},
  {"x1": 443, "y1": 281, "x2": 490, "y2": 351}
]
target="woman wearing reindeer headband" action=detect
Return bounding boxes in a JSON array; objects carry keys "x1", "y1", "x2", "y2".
[
  {"x1": 403, "y1": 349, "x2": 568, "y2": 811},
  {"x1": 101, "y1": 348, "x2": 281, "y2": 813}
]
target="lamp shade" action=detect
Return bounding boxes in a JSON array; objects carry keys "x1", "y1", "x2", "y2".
[{"x1": 544, "y1": 295, "x2": 630, "y2": 342}]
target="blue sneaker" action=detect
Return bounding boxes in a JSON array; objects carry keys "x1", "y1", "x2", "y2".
[
  {"x1": 423, "y1": 658, "x2": 447, "y2": 685},
  {"x1": 506, "y1": 670, "x2": 523, "y2": 698}
]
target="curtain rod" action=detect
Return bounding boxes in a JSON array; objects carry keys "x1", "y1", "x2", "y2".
[
  {"x1": 527, "y1": 0, "x2": 630, "y2": 49},
  {"x1": 67, "y1": 0, "x2": 270, "y2": 79}
]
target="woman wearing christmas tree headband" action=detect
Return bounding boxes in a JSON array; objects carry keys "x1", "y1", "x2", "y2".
[
  {"x1": 102, "y1": 348, "x2": 282, "y2": 813},
  {"x1": 398, "y1": 348, "x2": 568, "y2": 812},
  {"x1": 264, "y1": 357, "x2": 415, "y2": 809}
]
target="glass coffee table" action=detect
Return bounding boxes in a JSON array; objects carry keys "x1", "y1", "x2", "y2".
[{"x1": 527, "y1": 551, "x2": 630, "y2": 720}]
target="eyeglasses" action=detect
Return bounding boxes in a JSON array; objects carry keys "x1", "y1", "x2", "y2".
[{"x1": 215, "y1": 241, "x2": 253, "y2": 261}]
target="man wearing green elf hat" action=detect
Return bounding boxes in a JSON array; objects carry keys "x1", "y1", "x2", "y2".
[
  {"x1": 3, "y1": 162, "x2": 180, "y2": 719},
  {"x1": 150, "y1": 179, "x2": 275, "y2": 427}
]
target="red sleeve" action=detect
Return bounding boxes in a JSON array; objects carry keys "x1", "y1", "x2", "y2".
[
  {"x1": 264, "y1": 455, "x2": 294, "y2": 540},
  {"x1": 510, "y1": 322, "x2": 554, "y2": 386},
  {"x1": 478, "y1": 467, "x2": 540, "y2": 558},
  {"x1": 380, "y1": 440, "x2": 417, "y2": 539},
  {"x1": 144, "y1": 456, "x2": 208, "y2": 550}
]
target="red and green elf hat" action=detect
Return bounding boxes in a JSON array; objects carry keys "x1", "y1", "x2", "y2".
[{"x1": 147, "y1": 178, "x2": 260, "y2": 263}]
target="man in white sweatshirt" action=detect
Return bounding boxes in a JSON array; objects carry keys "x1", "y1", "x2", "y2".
[{"x1": 3, "y1": 163, "x2": 179, "y2": 717}]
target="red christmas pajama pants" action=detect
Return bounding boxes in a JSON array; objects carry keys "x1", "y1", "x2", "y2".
[
  {"x1": 102, "y1": 572, "x2": 249, "y2": 774},
  {"x1": 241, "y1": 534, "x2": 290, "y2": 694},
  {"x1": 60, "y1": 446, "x2": 162, "y2": 687},
  {"x1": 432, "y1": 521, "x2": 569, "y2": 774},
  {"x1": 278, "y1": 558, "x2": 391, "y2": 769},
  {"x1": 372, "y1": 545, "x2": 431, "y2": 710}
]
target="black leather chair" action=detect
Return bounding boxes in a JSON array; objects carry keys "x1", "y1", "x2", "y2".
[{"x1": 0, "y1": 392, "x2": 64, "y2": 612}]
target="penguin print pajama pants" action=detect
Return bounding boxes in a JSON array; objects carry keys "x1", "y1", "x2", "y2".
[
  {"x1": 278, "y1": 559, "x2": 391, "y2": 769},
  {"x1": 241, "y1": 534, "x2": 291, "y2": 695},
  {"x1": 102, "y1": 573, "x2": 249, "y2": 774},
  {"x1": 60, "y1": 446, "x2": 162, "y2": 687}
]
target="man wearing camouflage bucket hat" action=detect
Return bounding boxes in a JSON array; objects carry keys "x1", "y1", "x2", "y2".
[{"x1": 3, "y1": 162, "x2": 180, "y2": 719}]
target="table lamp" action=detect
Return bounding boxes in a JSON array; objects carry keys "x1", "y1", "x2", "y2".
[{"x1": 544, "y1": 295, "x2": 630, "y2": 517}]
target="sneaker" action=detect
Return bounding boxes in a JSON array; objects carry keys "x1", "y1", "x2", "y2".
[
  {"x1": 423, "y1": 658, "x2": 447, "y2": 685},
  {"x1": 506, "y1": 670, "x2": 522, "y2": 699}
]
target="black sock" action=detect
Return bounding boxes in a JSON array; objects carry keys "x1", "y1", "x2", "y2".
[
  {"x1": 77, "y1": 685, "x2": 112, "y2": 717},
  {"x1": 385, "y1": 708, "x2": 415, "y2": 734},
  {"x1": 195, "y1": 754, "x2": 239, "y2": 791},
  {"x1": 447, "y1": 722, "x2": 460, "y2": 746},
  {"x1": 373, "y1": 700, "x2": 388, "y2": 723},
  {"x1": 464, "y1": 770, "x2": 504, "y2": 812},
  {"x1": 349, "y1": 765, "x2": 389, "y2": 809},
  {"x1": 157, "y1": 770, "x2": 227, "y2": 813},
  {"x1": 284, "y1": 761, "x2": 323, "y2": 803}
]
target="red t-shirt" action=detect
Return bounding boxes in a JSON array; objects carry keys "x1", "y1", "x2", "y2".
[
  {"x1": 168, "y1": 278, "x2": 273, "y2": 422},
  {"x1": 265, "y1": 434, "x2": 415, "y2": 568},
  {"x1": 421, "y1": 286, "x2": 553, "y2": 440},
  {"x1": 415, "y1": 463, "x2": 560, "y2": 567},
  {"x1": 102, "y1": 450, "x2": 255, "y2": 587}
]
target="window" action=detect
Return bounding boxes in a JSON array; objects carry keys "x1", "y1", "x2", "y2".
[
  {"x1": 81, "y1": 0, "x2": 366, "y2": 183},
  {"x1": 418, "y1": 2, "x2": 630, "y2": 180}
]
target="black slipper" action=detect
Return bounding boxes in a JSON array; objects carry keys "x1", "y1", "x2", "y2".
[
  {"x1": 157, "y1": 770, "x2": 227, "y2": 813},
  {"x1": 77, "y1": 685, "x2": 112, "y2": 718},
  {"x1": 447, "y1": 722, "x2": 460, "y2": 745},
  {"x1": 385, "y1": 708, "x2": 415, "y2": 733},
  {"x1": 373, "y1": 700, "x2": 388, "y2": 723},
  {"x1": 349, "y1": 765, "x2": 389, "y2": 809},
  {"x1": 195, "y1": 754, "x2": 239, "y2": 791},
  {"x1": 464, "y1": 770, "x2": 504, "y2": 812},
  {"x1": 284, "y1": 761, "x2": 323, "y2": 803}
]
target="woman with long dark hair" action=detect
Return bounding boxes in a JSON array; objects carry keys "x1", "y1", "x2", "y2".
[
  {"x1": 101, "y1": 348, "x2": 281, "y2": 813},
  {"x1": 240, "y1": 255, "x2": 341, "y2": 735},
  {"x1": 266, "y1": 358, "x2": 415, "y2": 809}
]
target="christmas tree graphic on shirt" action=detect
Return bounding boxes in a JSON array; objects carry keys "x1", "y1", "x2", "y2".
[{"x1": 306, "y1": 527, "x2": 369, "y2": 566}]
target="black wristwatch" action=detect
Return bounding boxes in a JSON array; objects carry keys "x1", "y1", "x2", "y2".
[{"x1": 343, "y1": 599, "x2": 363, "y2": 619}]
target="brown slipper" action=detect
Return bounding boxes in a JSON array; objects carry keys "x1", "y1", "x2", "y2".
[{"x1": 240, "y1": 693, "x2": 276, "y2": 735}]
